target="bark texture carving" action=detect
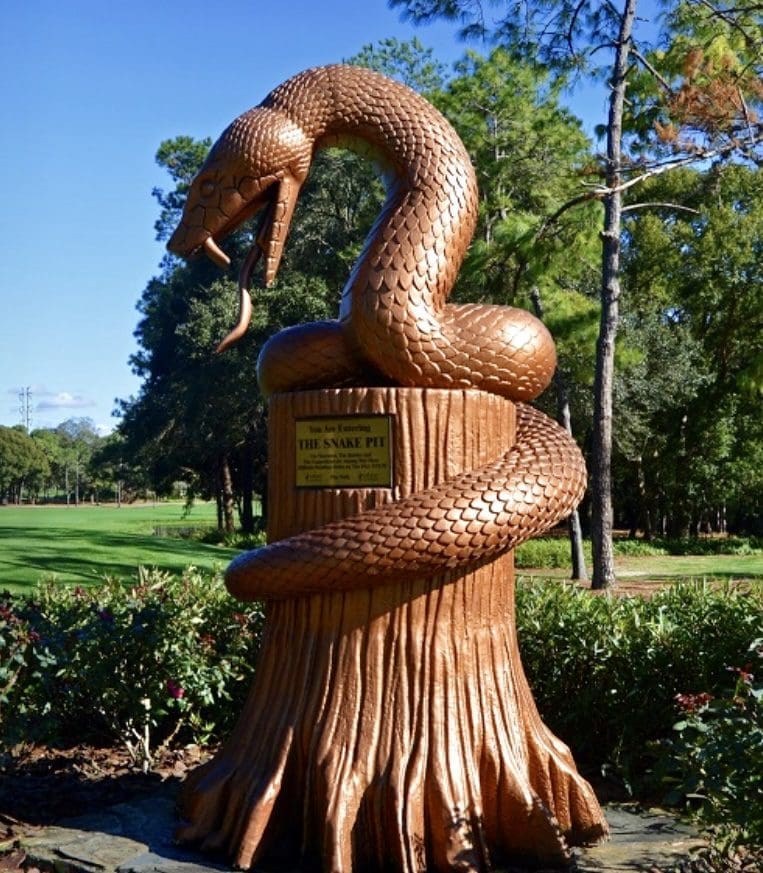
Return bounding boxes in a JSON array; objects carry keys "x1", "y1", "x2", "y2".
[
  {"x1": 168, "y1": 65, "x2": 608, "y2": 870},
  {"x1": 177, "y1": 389, "x2": 605, "y2": 871}
]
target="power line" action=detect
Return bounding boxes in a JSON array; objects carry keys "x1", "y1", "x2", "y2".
[{"x1": 18, "y1": 386, "x2": 32, "y2": 431}]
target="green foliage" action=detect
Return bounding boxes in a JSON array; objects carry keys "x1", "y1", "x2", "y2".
[
  {"x1": 652, "y1": 639, "x2": 763, "y2": 853},
  {"x1": 4, "y1": 569, "x2": 761, "y2": 828},
  {"x1": 0, "y1": 426, "x2": 50, "y2": 503},
  {"x1": 0, "y1": 594, "x2": 38, "y2": 725},
  {"x1": 435, "y1": 47, "x2": 598, "y2": 307},
  {"x1": 350, "y1": 36, "x2": 447, "y2": 93},
  {"x1": 627, "y1": 1, "x2": 763, "y2": 158},
  {"x1": 514, "y1": 579, "x2": 763, "y2": 786},
  {"x1": 515, "y1": 537, "x2": 588, "y2": 569},
  {"x1": 515, "y1": 535, "x2": 762, "y2": 568},
  {"x1": 613, "y1": 536, "x2": 762, "y2": 558},
  {"x1": 1, "y1": 569, "x2": 263, "y2": 768},
  {"x1": 1, "y1": 416, "x2": 117, "y2": 505},
  {"x1": 393, "y1": 0, "x2": 762, "y2": 159},
  {"x1": 121, "y1": 268, "x2": 269, "y2": 525},
  {"x1": 621, "y1": 165, "x2": 763, "y2": 536}
]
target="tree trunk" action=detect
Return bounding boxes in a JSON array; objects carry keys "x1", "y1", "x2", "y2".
[
  {"x1": 556, "y1": 376, "x2": 588, "y2": 582},
  {"x1": 529, "y1": 288, "x2": 588, "y2": 582},
  {"x1": 240, "y1": 439, "x2": 255, "y2": 534},
  {"x1": 635, "y1": 456, "x2": 653, "y2": 540},
  {"x1": 590, "y1": 0, "x2": 637, "y2": 590},
  {"x1": 220, "y1": 455, "x2": 235, "y2": 534},
  {"x1": 177, "y1": 388, "x2": 606, "y2": 872}
]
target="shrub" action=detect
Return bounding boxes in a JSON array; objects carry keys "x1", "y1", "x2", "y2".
[
  {"x1": 623, "y1": 536, "x2": 763, "y2": 557},
  {"x1": 199, "y1": 529, "x2": 268, "y2": 549},
  {"x1": 4, "y1": 569, "x2": 761, "y2": 807},
  {"x1": 652, "y1": 638, "x2": 763, "y2": 854},
  {"x1": 2, "y1": 568, "x2": 264, "y2": 769},
  {"x1": 611, "y1": 539, "x2": 669, "y2": 557},
  {"x1": 0, "y1": 594, "x2": 41, "y2": 727},
  {"x1": 514, "y1": 534, "x2": 763, "y2": 568},
  {"x1": 515, "y1": 537, "x2": 590, "y2": 568},
  {"x1": 515, "y1": 578, "x2": 763, "y2": 790}
]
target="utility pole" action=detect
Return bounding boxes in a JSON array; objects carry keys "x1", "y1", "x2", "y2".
[{"x1": 18, "y1": 386, "x2": 32, "y2": 431}]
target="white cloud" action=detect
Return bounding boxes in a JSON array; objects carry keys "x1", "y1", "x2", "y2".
[{"x1": 36, "y1": 392, "x2": 95, "y2": 411}]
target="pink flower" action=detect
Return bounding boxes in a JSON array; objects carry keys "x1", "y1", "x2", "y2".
[
  {"x1": 166, "y1": 679, "x2": 185, "y2": 700},
  {"x1": 675, "y1": 692, "x2": 713, "y2": 713},
  {"x1": 727, "y1": 665, "x2": 755, "y2": 684}
]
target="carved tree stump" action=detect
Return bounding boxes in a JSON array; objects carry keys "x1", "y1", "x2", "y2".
[{"x1": 177, "y1": 388, "x2": 606, "y2": 871}]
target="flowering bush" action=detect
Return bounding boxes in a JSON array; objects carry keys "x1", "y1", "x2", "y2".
[
  {"x1": 653, "y1": 638, "x2": 763, "y2": 853},
  {"x1": 4, "y1": 571, "x2": 761, "y2": 806},
  {"x1": 515, "y1": 578, "x2": 763, "y2": 787},
  {"x1": 2, "y1": 568, "x2": 264, "y2": 769},
  {"x1": 0, "y1": 596, "x2": 42, "y2": 726}
]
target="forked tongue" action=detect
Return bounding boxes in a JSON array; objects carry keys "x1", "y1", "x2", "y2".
[
  {"x1": 215, "y1": 176, "x2": 300, "y2": 353},
  {"x1": 214, "y1": 243, "x2": 261, "y2": 353}
]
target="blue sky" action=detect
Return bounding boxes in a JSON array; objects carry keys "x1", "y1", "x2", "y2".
[{"x1": 1, "y1": 0, "x2": 650, "y2": 434}]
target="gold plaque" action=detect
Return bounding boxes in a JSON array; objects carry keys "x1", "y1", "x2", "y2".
[{"x1": 295, "y1": 416, "x2": 393, "y2": 488}]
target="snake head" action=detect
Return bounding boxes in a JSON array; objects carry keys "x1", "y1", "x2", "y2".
[{"x1": 167, "y1": 107, "x2": 312, "y2": 288}]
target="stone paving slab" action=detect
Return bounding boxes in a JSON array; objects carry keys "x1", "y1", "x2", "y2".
[
  {"x1": 577, "y1": 805, "x2": 706, "y2": 871},
  {"x1": 19, "y1": 791, "x2": 707, "y2": 873}
]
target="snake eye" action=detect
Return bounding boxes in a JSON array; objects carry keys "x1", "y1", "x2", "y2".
[{"x1": 199, "y1": 179, "x2": 217, "y2": 198}]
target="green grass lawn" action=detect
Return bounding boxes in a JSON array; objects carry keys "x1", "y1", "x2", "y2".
[
  {"x1": 0, "y1": 503, "x2": 238, "y2": 592},
  {"x1": 2, "y1": 504, "x2": 760, "y2": 594},
  {"x1": 614, "y1": 552, "x2": 763, "y2": 580},
  {"x1": 521, "y1": 552, "x2": 763, "y2": 582}
]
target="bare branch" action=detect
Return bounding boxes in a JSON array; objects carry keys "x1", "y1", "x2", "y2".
[
  {"x1": 595, "y1": 132, "x2": 762, "y2": 195},
  {"x1": 737, "y1": 86, "x2": 757, "y2": 142},
  {"x1": 603, "y1": 0, "x2": 623, "y2": 22},
  {"x1": 630, "y1": 46, "x2": 674, "y2": 95},
  {"x1": 533, "y1": 129, "x2": 761, "y2": 244},
  {"x1": 566, "y1": 0, "x2": 588, "y2": 56},
  {"x1": 534, "y1": 191, "x2": 604, "y2": 241},
  {"x1": 621, "y1": 202, "x2": 701, "y2": 214}
]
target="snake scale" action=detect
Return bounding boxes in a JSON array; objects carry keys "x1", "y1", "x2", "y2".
[{"x1": 168, "y1": 65, "x2": 587, "y2": 600}]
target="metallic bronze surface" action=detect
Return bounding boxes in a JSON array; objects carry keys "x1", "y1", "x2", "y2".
[
  {"x1": 169, "y1": 64, "x2": 579, "y2": 592},
  {"x1": 169, "y1": 65, "x2": 606, "y2": 871},
  {"x1": 224, "y1": 403, "x2": 586, "y2": 601},
  {"x1": 168, "y1": 65, "x2": 557, "y2": 403}
]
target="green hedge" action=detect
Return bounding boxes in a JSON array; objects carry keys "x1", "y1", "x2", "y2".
[
  {"x1": 514, "y1": 535, "x2": 762, "y2": 568},
  {"x1": 1, "y1": 568, "x2": 263, "y2": 767},
  {"x1": 515, "y1": 580, "x2": 761, "y2": 778},
  {"x1": 2, "y1": 573, "x2": 761, "y2": 839}
]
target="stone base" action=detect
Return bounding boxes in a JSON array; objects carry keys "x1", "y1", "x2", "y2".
[{"x1": 17, "y1": 789, "x2": 707, "y2": 873}]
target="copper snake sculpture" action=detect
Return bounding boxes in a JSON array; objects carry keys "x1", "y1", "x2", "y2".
[{"x1": 168, "y1": 65, "x2": 586, "y2": 599}]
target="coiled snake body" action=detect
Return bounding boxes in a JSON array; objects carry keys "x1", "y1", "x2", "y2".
[{"x1": 169, "y1": 65, "x2": 586, "y2": 600}]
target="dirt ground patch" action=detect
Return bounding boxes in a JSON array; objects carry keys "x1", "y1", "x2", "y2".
[{"x1": 0, "y1": 744, "x2": 213, "y2": 849}]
